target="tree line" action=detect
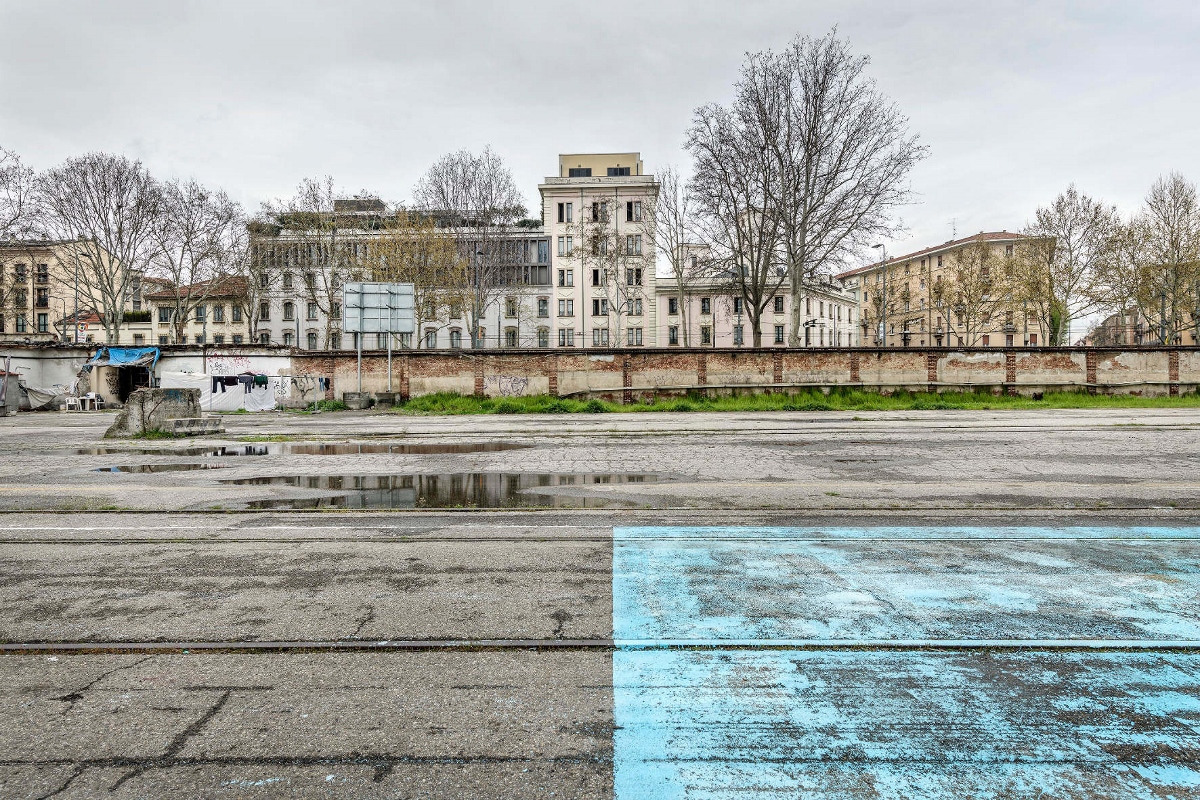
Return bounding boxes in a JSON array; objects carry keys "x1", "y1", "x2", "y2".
[
  {"x1": 0, "y1": 145, "x2": 527, "y2": 346},
  {"x1": 659, "y1": 28, "x2": 1200, "y2": 347}
]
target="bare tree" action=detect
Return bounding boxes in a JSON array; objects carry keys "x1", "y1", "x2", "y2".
[
  {"x1": 755, "y1": 30, "x2": 926, "y2": 346},
  {"x1": 653, "y1": 166, "x2": 708, "y2": 346},
  {"x1": 1097, "y1": 174, "x2": 1200, "y2": 345},
  {"x1": 1, "y1": 146, "x2": 35, "y2": 238},
  {"x1": 939, "y1": 239, "x2": 1011, "y2": 346},
  {"x1": 368, "y1": 208, "x2": 471, "y2": 348},
  {"x1": 36, "y1": 153, "x2": 161, "y2": 343},
  {"x1": 687, "y1": 95, "x2": 787, "y2": 348},
  {"x1": 149, "y1": 179, "x2": 245, "y2": 343},
  {"x1": 259, "y1": 177, "x2": 376, "y2": 347},
  {"x1": 413, "y1": 147, "x2": 527, "y2": 348},
  {"x1": 1009, "y1": 186, "x2": 1118, "y2": 346}
]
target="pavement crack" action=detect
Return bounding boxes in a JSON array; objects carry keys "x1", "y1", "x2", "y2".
[
  {"x1": 550, "y1": 609, "x2": 573, "y2": 639},
  {"x1": 34, "y1": 765, "x2": 84, "y2": 799},
  {"x1": 351, "y1": 605, "x2": 376, "y2": 639},
  {"x1": 110, "y1": 688, "x2": 233, "y2": 792},
  {"x1": 52, "y1": 656, "x2": 152, "y2": 715}
]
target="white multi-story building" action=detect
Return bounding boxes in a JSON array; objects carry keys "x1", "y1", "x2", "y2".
[{"x1": 538, "y1": 153, "x2": 659, "y2": 348}]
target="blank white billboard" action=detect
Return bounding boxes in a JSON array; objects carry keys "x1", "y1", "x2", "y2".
[{"x1": 342, "y1": 282, "x2": 415, "y2": 334}]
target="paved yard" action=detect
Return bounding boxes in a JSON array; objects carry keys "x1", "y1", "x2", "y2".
[{"x1": 0, "y1": 408, "x2": 1197, "y2": 797}]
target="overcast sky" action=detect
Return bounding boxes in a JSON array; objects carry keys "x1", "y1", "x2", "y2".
[{"x1": 2, "y1": 0, "x2": 1198, "y2": 264}]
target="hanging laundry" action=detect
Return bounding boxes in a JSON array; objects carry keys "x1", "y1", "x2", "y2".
[
  {"x1": 253, "y1": 374, "x2": 269, "y2": 388},
  {"x1": 238, "y1": 375, "x2": 253, "y2": 394}
]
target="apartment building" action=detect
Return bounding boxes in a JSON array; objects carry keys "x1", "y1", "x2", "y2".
[
  {"x1": 0, "y1": 239, "x2": 151, "y2": 344},
  {"x1": 539, "y1": 153, "x2": 659, "y2": 348},
  {"x1": 142, "y1": 277, "x2": 253, "y2": 346},
  {"x1": 836, "y1": 232, "x2": 1050, "y2": 347},
  {"x1": 249, "y1": 202, "x2": 552, "y2": 350}
]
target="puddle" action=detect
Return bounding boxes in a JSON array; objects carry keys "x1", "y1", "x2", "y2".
[
  {"x1": 94, "y1": 464, "x2": 226, "y2": 473},
  {"x1": 225, "y1": 472, "x2": 665, "y2": 509},
  {"x1": 78, "y1": 442, "x2": 528, "y2": 457}
]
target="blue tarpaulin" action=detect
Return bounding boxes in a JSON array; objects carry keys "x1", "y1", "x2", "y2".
[{"x1": 85, "y1": 347, "x2": 160, "y2": 369}]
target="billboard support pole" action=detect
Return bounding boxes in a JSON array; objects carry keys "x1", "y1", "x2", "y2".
[
  {"x1": 356, "y1": 332, "x2": 362, "y2": 394},
  {"x1": 387, "y1": 334, "x2": 393, "y2": 392}
]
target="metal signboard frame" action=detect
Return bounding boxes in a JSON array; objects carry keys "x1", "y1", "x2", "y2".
[{"x1": 341, "y1": 282, "x2": 416, "y2": 393}]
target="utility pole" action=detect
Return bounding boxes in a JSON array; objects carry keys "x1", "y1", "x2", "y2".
[{"x1": 872, "y1": 244, "x2": 888, "y2": 346}]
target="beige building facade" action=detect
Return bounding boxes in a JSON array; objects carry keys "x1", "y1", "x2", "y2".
[
  {"x1": 538, "y1": 153, "x2": 659, "y2": 348},
  {"x1": 837, "y1": 232, "x2": 1050, "y2": 348}
]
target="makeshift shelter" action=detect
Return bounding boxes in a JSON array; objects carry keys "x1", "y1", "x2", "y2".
[{"x1": 85, "y1": 347, "x2": 159, "y2": 402}]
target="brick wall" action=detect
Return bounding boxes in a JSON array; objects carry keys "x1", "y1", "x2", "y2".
[{"x1": 284, "y1": 347, "x2": 1200, "y2": 402}]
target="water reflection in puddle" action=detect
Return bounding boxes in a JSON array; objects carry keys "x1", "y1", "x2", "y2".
[
  {"x1": 95, "y1": 464, "x2": 225, "y2": 473},
  {"x1": 226, "y1": 472, "x2": 665, "y2": 509},
  {"x1": 79, "y1": 442, "x2": 529, "y2": 457}
]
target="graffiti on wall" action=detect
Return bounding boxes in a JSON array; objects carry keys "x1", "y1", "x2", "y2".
[
  {"x1": 483, "y1": 375, "x2": 530, "y2": 396},
  {"x1": 205, "y1": 354, "x2": 252, "y2": 375}
]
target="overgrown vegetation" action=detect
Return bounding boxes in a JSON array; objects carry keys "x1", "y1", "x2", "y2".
[
  {"x1": 129, "y1": 428, "x2": 178, "y2": 439},
  {"x1": 392, "y1": 388, "x2": 1200, "y2": 415}
]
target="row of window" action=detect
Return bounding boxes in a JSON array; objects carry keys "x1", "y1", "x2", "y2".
[
  {"x1": 1, "y1": 264, "x2": 50, "y2": 283},
  {"x1": 0, "y1": 288, "x2": 50, "y2": 308},
  {"x1": 157, "y1": 304, "x2": 246, "y2": 324},
  {"x1": 0, "y1": 312, "x2": 51, "y2": 334},
  {"x1": 565, "y1": 166, "x2": 633, "y2": 178}
]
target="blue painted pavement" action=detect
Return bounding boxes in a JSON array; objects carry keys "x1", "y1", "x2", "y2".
[{"x1": 612, "y1": 527, "x2": 1200, "y2": 799}]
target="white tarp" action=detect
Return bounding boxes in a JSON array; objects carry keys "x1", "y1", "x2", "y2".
[{"x1": 161, "y1": 371, "x2": 282, "y2": 412}]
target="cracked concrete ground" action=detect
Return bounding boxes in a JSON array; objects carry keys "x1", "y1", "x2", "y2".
[{"x1": 0, "y1": 408, "x2": 1198, "y2": 797}]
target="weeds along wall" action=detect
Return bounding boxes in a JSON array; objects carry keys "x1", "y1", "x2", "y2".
[{"x1": 286, "y1": 347, "x2": 1200, "y2": 402}]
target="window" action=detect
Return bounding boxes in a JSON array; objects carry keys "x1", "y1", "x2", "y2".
[
  {"x1": 283, "y1": 302, "x2": 295, "y2": 321},
  {"x1": 631, "y1": 298, "x2": 643, "y2": 316},
  {"x1": 213, "y1": 334, "x2": 224, "y2": 345},
  {"x1": 232, "y1": 306, "x2": 243, "y2": 323},
  {"x1": 259, "y1": 332, "x2": 271, "y2": 345},
  {"x1": 282, "y1": 272, "x2": 293, "y2": 290},
  {"x1": 733, "y1": 297, "x2": 742, "y2": 314},
  {"x1": 668, "y1": 297, "x2": 679, "y2": 315},
  {"x1": 774, "y1": 325, "x2": 785, "y2": 344},
  {"x1": 625, "y1": 235, "x2": 643, "y2": 255},
  {"x1": 450, "y1": 329, "x2": 462, "y2": 348},
  {"x1": 259, "y1": 302, "x2": 271, "y2": 321},
  {"x1": 503, "y1": 328, "x2": 517, "y2": 347},
  {"x1": 1029, "y1": 333, "x2": 1038, "y2": 346},
  {"x1": 159, "y1": 335, "x2": 169, "y2": 345},
  {"x1": 806, "y1": 298, "x2": 812, "y2": 314},
  {"x1": 556, "y1": 202, "x2": 573, "y2": 223},
  {"x1": 133, "y1": 334, "x2": 145, "y2": 346},
  {"x1": 424, "y1": 329, "x2": 437, "y2": 349},
  {"x1": 558, "y1": 299, "x2": 574, "y2": 316},
  {"x1": 304, "y1": 332, "x2": 316, "y2": 349},
  {"x1": 592, "y1": 269, "x2": 602, "y2": 287},
  {"x1": 982, "y1": 334, "x2": 991, "y2": 347},
  {"x1": 558, "y1": 236, "x2": 565, "y2": 256},
  {"x1": 700, "y1": 297, "x2": 711, "y2": 315},
  {"x1": 558, "y1": 269, "x2": 573, "y2": 287},
  {"x1": 773, "y1": 296, "x2": 784, "y2": 314},
  {"x1": 1006, "y1": 244, "x2": 1014, "y2": 257},
  {"x1": 158, "y1": 307, "x2": 172, "y2": 323},
  {"x1": 258, "y1": 273, "x2": 270, "y2": 289},
  {"x1": 568, "y1": 167, "x2": 592, "y2": 178},
  {"x1": 36, "y1": 312, "x2": 48, "y2": 333},
  {"x1": 733, "y1": 325, "x2": 744, "y2": 346},
  {"x1": 558, "y1": 328, "x2": 574, "y2": 347},
  {"x1": 212, "y1": 305, "x2": 224, "y2": 323},
  {"x1": 35, "y1": 263, "x2": 48, "y2": 283},
  {"x1": 607, "y1": 166, "x2": 631, "y2": 176},
  {"x1": 700, "y1": 325, "x2": 711, "y2": 344},
  {"x1": 195, "y1": 334, "x2": 206, "y2": 345},
  {"x1": 505, "y1": 296, "x2": 518, "y2": 318},
  {"x1": 626, "y1": 268, "x2": 642, "y2": 285},
  {"x1": 626, "y1": 328, "x2": 643, "y2": 346},
  {"x1": 592, "y1": 298, "x2": 609, "y2": 316},
  {"x1": 593, "y1": 329, "x2": 609, "y2": 346},
  {"x1": 537, "y1": 240, "x2": 548, "y2": 264},
  {"x1": 305, "y1": 272, "x2": 315, "y2": 290},
  {"x1": 626, "y1": 201, "x2": 642, "y2": 222},
  {"x1": 819, "y1": 301, "x2": 824, "y2": 318},
  {"x1": 668, "y1": 325, "x2": 679, "y2": 345},
  {"x1": 1006, "y1": 334, "x2": 1015, "y2": 347},
  {"x1": 537, "y1": 328, "x2": 550, "y2": 348},
  {"x1": 566, "y1": 236, "x2": 573, "y2": 255},
  {"x1": 331, "y1": 302, "x2": 341, "y2": 318},
  {"x1": 15, "y1": 314, "x2": 26, "y2": 332},
  {"x1": 937, "y1": 256, "x2": 943, "y2": 268}
]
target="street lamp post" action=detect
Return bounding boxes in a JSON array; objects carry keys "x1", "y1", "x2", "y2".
[{"x1": 872, "y1": 244, "x2": 888, "y2": 346}]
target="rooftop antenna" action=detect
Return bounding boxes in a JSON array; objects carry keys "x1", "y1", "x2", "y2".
[{"x1": 950, "y1": 218, "x2": 958, "y2": 240}]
